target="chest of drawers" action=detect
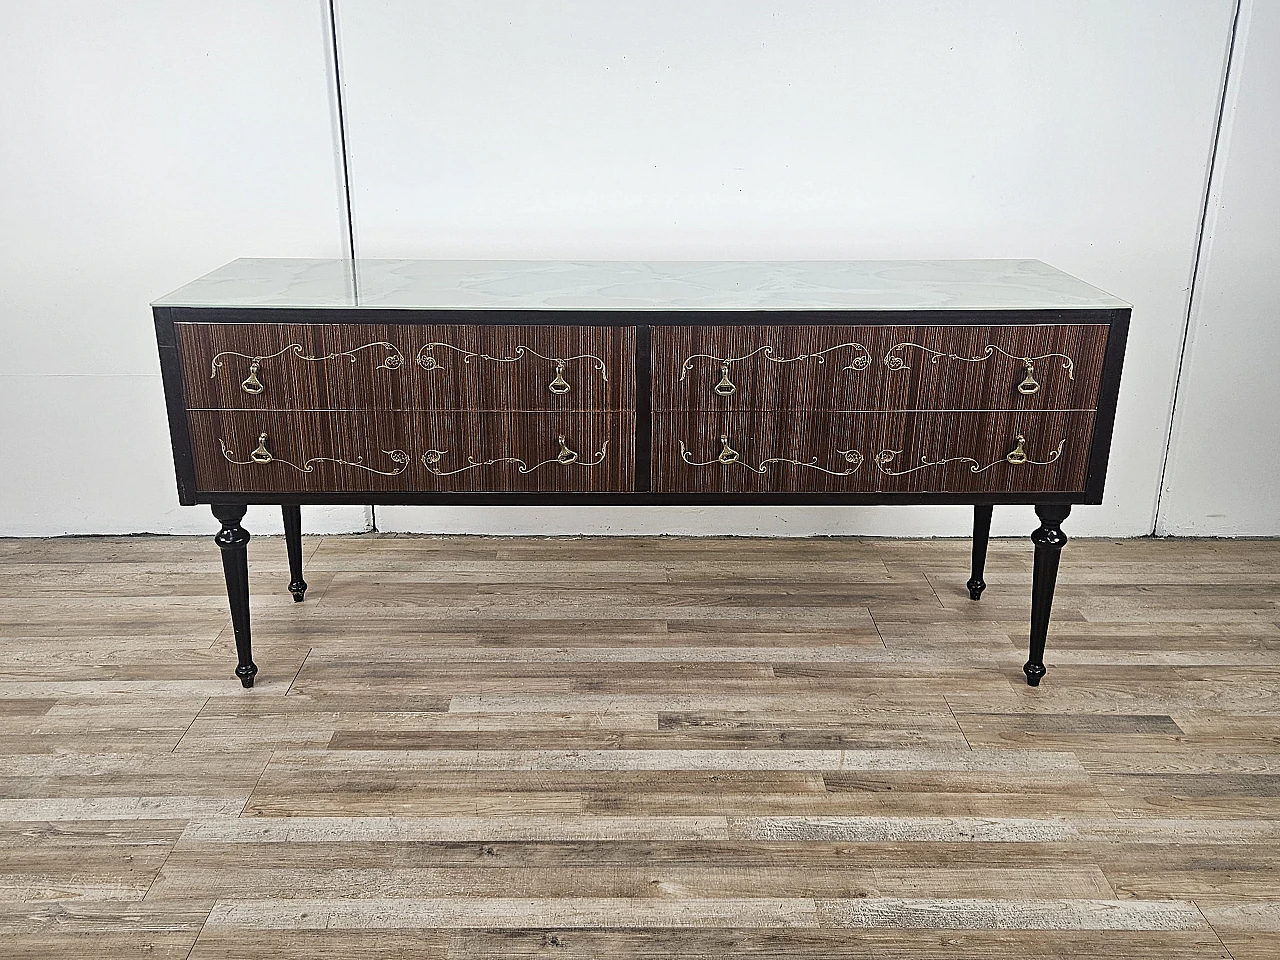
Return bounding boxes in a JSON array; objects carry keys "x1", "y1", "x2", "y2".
[{"x1": 154, "y1": 259, "x2": 1129, "y2": 689}]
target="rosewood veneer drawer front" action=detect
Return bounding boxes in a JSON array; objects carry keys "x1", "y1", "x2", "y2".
[
  {"x1": 178, "y1": 322, "x2": 408, "y2": 410},
  {"x1": 188, "y1": 411, "x2": 634, "y2": 493},
  {"x1": 652, "y1": 411, "x2": 1094, "y2": 494},
  {"x1": 878, "y1": 324, "x2": 1109, "y2": 413},
  {"x1": 177, "y1": 323, "x2": 634, "y2": 411},
  {"x1": 653, "y1": 324, "x2": 1109, "y2": 411},
  {"x1": 412, "y1": 325, "x2": 633, "y2": 411},
  {"x1": 653, "y1": 325, "x2": 875, "y2": 412}
]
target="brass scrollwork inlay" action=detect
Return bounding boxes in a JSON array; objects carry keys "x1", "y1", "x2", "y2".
[
  {"x1": 210, "y1": 342, "x2": 404, "y2": 395},
  {"x1": 883, "y1": 342, "x2": 1074, "y2": 391},
  {"x1": 682, "y1": 343, "x2": 873, "y2": 397},
  {"x1": 219, "y1": 433, "x2": 410, "y2": 476},
  {"x1": 875, "y1": 435, "x2": 1066, "y2": 477},
  {"x1": 680, "y1": 436, "x2": 864, "y2": 476},
  {"x1": 421, "y1": 436, "x2": 608, "y2": 476},
  {"x1": 415, "y1": 343, "x2": 607, "y2": 396}
]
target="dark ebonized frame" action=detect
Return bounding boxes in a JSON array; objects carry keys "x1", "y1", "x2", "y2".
[{"x1": 155, "y1": 305, "x2": 1129, "y2": 507}]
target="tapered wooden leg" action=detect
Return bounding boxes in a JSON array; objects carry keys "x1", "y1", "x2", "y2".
[
  {"x1": 282, "y1": 505, "x2": 307, "y2": 602},
  {"x1": 967, "y1": 505, "x2": 993, "y2": 600},
  {"x1": 1024, "y1": 504, "x2": 1071, "y2": 687},
  {"x1": 212, "y1": 504, "x2": 257, "y2": 688}
]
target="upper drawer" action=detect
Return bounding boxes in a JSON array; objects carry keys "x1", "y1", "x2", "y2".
[
  {"x1": 652, "y1": 323, "x2": 1110, "y2": 412},
  {"x1": 176, "y1": 323, "x2": 635, "y2": 412}
]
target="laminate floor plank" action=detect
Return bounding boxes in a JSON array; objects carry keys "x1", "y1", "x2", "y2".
[
  {"x1": 1, "y1": 532, "x2": 1276, "y2": 959},
  {"x1": 144, "y1": 863, "x2": 1119, "y2": 902}
]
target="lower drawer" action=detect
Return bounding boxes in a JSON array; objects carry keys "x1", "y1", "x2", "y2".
[
  {"x1": 189, "y1": 411, "x2": 634, "y2": 493},
  {"x1": 653, "y1": 411, "x2": 1094, "y2": 494}
]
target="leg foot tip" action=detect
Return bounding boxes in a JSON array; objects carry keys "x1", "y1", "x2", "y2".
[
  {"x1": 1023, "y1": 662, "x2": 1046, "y2": 686},
  {"x1": 235, "y1": 664, "x2": 258, "y2": 689},
  {"x1": 289, "y1": 580, "x2": 307, "y2": 602},
  {"x1": 966, "y1": 578, "x2": 986, "y2": 601}
]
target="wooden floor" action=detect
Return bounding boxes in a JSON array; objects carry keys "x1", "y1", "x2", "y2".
[{"x1": 1, "y1": 532, "x2": 1279, "y2": 959}]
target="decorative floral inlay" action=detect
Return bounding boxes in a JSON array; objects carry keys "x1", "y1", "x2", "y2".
[
  {"x1": 875, "y1": 435, "x2": 1066, "y2": 477},
  {"x1": 680, "y1": 436, "x2": 864, "y2": 476},
  {"x1": 883, "y1": 343, "x2": 1074, "y2": 396},
  {"x1": 680, "y1": 343, "x2": 873, "y2": 397},
  {"x1": 415, "y1": 343, "x2": 607, "y2": 396},
  {"x1": 210, "y1": 342, "x2": 403, "y2": 395},
  {"x1": 219, "y1": 433, "x2": 410, "y2": 476},
  {"x1": 421, "y1": 436, "x2": 608, "y2": 476}
]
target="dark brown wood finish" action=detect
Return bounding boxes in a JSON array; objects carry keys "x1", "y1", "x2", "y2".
[
  {"x1": 189, "y1": 410, "x2": 635, "y2": 493},
  {"x1": 652, "y1": 324, "x2": 1110, "y2": 412},
  {"x1": 177, "y1": 323, "x2": 635, "y2": 412},
  {"x1": 653, "y1": 410, "x2": 1094, "y2": 494}
]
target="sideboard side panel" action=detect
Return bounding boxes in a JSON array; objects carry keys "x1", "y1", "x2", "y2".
[
  {"x1": 1083, "y1": 308, "x2": 1132, "y2": 504},
  {"x1": 154, "y1": 306, "x2": 199, "y2": 505}
]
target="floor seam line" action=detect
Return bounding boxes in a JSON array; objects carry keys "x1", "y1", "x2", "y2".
[
  {"x1": 1191, "y1": 897, "x2": 1239, "y2": 959},
  {"x1": 170, "y1": 697, "x2": 208, "y2": 753},
  {"x1": 284, "y1": 647, "x2": 313, "y2": 697},
  {"x1": 240, "y1": 747, "x2": 282, "y2": 818}
]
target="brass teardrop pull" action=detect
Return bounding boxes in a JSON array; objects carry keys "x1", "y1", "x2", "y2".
[
  {"x1": 1005, "y1": 434, "x2": 1029, "y2": 465},
  {"x1": 713, "y1": 363, "x2": 737, "y2": 397},
  {"x1": 241, "y1": 361, "x2": 265, "y2": 395},
  {"x1": 556, "y1": 435, "x2": 579, "y2": 464},
  {"x1": 1017, "y1": 360, "x2": 1040, "y2": 395},
  {"x1": 717, "y1": 435, "x2": 740, "y2": 464},
  {"x1": 548, "y1": 361, "x2": 571, "y2": 395},
  {"x1": 250, "y1": 433, "x2": 274, "y2": 464}
]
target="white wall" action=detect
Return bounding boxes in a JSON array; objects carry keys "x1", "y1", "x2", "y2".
[
  {"x1": 335, "y1": 0, "x2": 1237, "y2": 538},
  {"x1": 1157, "y1": 0, "x2": 1280, "y2": 536},
  {"x1": 1, "y1": 1, "x2": 1271, "y2": 539},
  {"x1": 0, "y1": 1, "x2": 369, "y2": 536}
]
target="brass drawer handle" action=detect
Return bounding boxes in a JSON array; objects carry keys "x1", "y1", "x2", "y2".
[
  {"x1": 713, "y1": 364, "x2": 737, "y2": 397},
  {"x1": 1017, "y1": 361, "x2": 1041, "y2": 395},
  {"x1": 680, "y1": 435, "x2": 864, "y2": 476},
  {"x1": 422, "y1": 436, "x2": 608, "y2": 476},
  {"x1": 555, "y1": 435, "x2": 579, "y2": 464},
  {"x1": 241, "y1": 362, "x2": 265, "y2": 395},
  {"x1": 250, "y1": 432, "x2": 273, "y2": 463},
  {"x1": 1005, "y1": 435, "x2": 1030, "y2": 464},
  {"x1": 876, "y1": 434, "x2": 1066, "y2": 476},
  {"x1": 210, "y1": 342, "x2": 404, "y2": 396},
  {"x1": 219, "y1": 432, "x2": 410, "y2": 476},
  {"x1": 548, "y1": 361, "x2": 572, "y2": 395},
  {"x1": 681, "y1": 343, "x2": 873, "y2": 399}
]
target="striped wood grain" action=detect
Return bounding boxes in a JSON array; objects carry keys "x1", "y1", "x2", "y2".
[
  {"x1": 188, "y1": 410, "x2": 635, "y2": 493},
  {"x1": 177, "y1": 323, "x2": 636, "y2": 413},
  {"x1": 652, "y1": 323, "x2": 1110, "y2": 412}
]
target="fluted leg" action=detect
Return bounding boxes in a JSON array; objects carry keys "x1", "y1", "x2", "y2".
[
  {"x1": 967, "y1": 505, "x2": 993, "y2": 600},
  {"x1": 1024, "y1": 504, "x2": 1071, "y2": 687},
  {"x1": 212, "y1": 504, "x2": 257, "y2": 688},
  {"x1": 282, "y1": 505, "x2": 307, "y2": 602}
]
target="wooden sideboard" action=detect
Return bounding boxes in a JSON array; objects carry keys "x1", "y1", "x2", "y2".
[{"x1": 154, "y1": 259, "x2": 1129, "y2": 689}]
